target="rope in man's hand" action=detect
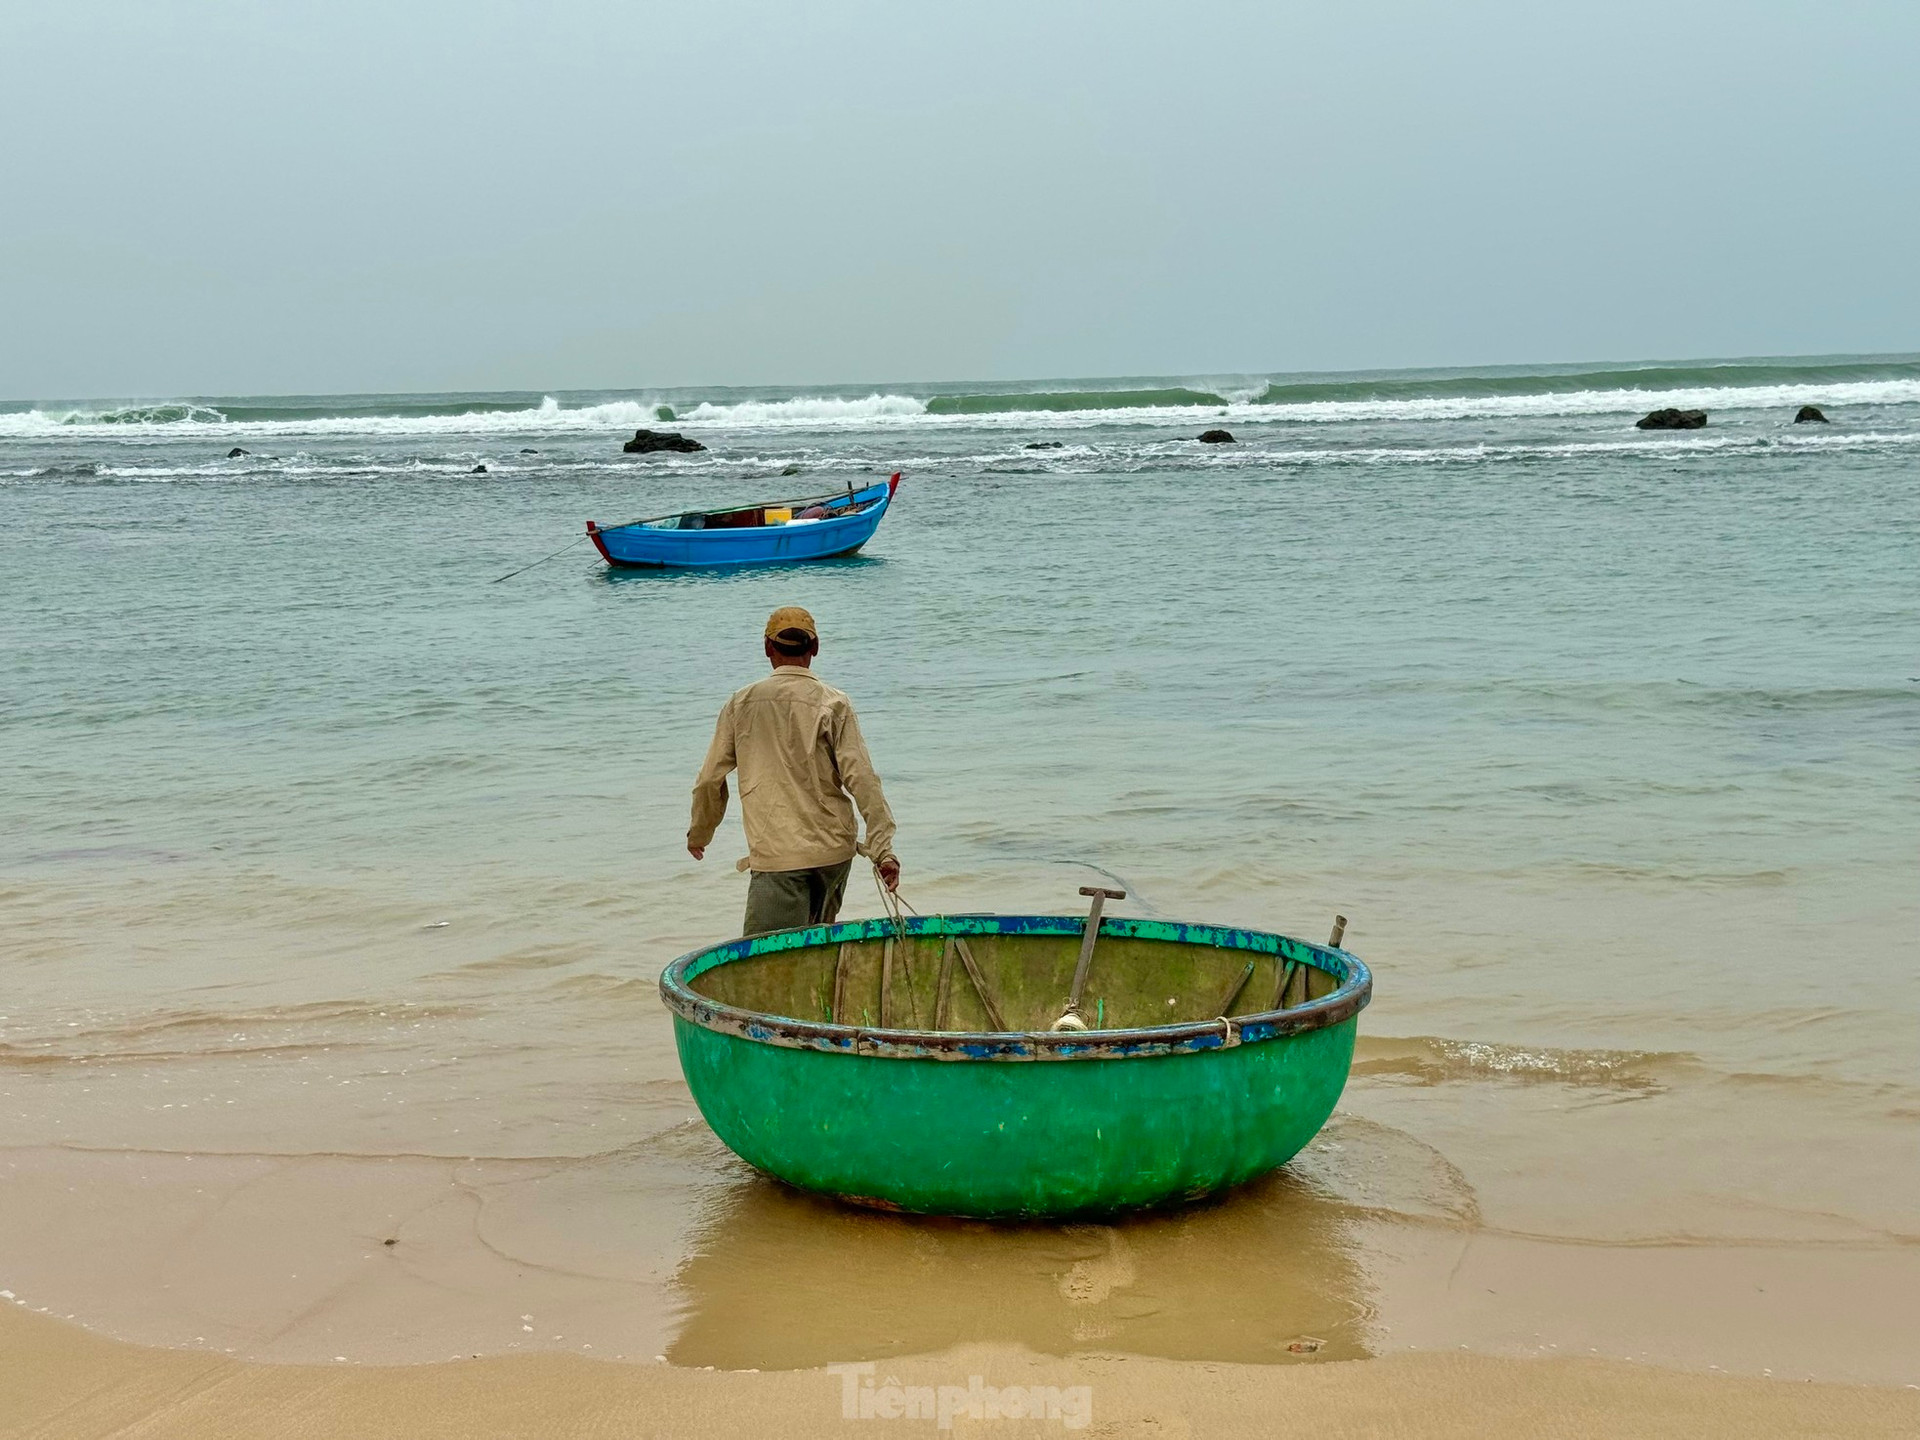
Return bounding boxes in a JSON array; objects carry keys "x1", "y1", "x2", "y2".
[
  {"x1": 869, "y1": 863, "x2": 922, "y2": 1028},
  {"x1": 871, "y1": 863, "x2": 916, "y2": 939}
]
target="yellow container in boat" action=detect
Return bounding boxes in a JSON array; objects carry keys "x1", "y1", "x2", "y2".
[{"x1": 764, "y1": 507, "x2": 792, "y2": 524}]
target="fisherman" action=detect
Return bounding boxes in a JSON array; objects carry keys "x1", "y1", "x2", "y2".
[{"x1": 688, "y1": 606, "x2": 901, "y2": 935}]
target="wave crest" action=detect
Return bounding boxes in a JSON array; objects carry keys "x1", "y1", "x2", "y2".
[
  {"x1": 926, "y1": 387, "x2": 1228, "y2": 415},
  {"x1": 1253, "y1": 357, "x2": 1920, "y2": 406},
  {"x1": 23, "y1": 403, "x2": 233, "y2": 427},
  {"x1": 3, "y1": 355, "x2": 1918, "y2": 440},
  {"x1": 678, "y1": 393, "x2": 927, "y2": 425}
]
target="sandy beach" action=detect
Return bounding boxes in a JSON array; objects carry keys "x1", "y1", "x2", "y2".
[
  {"x1": 9, "y1": 1301, "x2": 1920, "y2": 1440},
  {"x1": 4, "y1": 1096, "x2": 1917, "y2": 1434}
]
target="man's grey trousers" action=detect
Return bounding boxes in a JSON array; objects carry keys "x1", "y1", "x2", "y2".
[{"x1": 742, "y1": 859, "x2": 852, "y2": 937}]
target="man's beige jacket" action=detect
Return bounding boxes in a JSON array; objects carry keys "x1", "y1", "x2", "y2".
[{"x1": 688, "y1": 667, "x2": 897, "y2": 874}]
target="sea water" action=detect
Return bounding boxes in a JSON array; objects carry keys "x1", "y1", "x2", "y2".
[{"x1": 2, "y1": 358, "x2": 1916, "y2": 1370}]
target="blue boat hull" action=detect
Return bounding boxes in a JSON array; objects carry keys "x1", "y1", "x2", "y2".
[{"x1": 589, "y1": 478, "x2": 896, "y2": 569}]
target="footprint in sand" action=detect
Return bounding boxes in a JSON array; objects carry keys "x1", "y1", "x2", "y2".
[{"x1": 1058, "y1": 1226, "x2": 1137, "y2": 1306}]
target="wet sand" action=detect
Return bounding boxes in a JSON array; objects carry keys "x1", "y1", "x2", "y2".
[
  {"x1": 4, "y1": 891, "x2": 1915, "y2": 1427},
  {"x1": 8, "y1": 1303, "x2": 1920, "y2": 1440},
  {"x1": 3, "y1": 1126, "x2": 1916, "y2": 1413}
]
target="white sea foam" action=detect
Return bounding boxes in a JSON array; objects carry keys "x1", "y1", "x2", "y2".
[
  {"x1": 676, "y1": 393, "x2": 929, "y2": 425},
  {"x1": 663, "y1": 377, "x2": 1920, "y2": 430},
  {"x1": 1147, "y1": 427, "x2": 1920, "y2": 468},
  {"x1": 1230, "y1": 379, "x2": 1920, "y2": 426},
  {"x1": 11, "y1": 426, "x2": 1916, "y2": 490},
  {"x1": 0, "y1": 392, "x2": 932, "y2": 440},
  {"x1": 3, "y1": 377, "x2": 1917, "y2": 442},
  {"x1": 0, "y1": 395, "x2": 637, "y2": 441}
]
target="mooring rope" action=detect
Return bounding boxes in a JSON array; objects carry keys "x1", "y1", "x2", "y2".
[
  {"x1": 490, "y1": 533, "x2": 591, "y2": 583},
  {"x1": 870, "y1": 866, "x2": 920, "y2": 1028}
]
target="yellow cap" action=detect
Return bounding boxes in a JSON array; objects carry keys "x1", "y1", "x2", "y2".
[{"x1": 764, "y1": 606, "x2": 818, "y2": 642}]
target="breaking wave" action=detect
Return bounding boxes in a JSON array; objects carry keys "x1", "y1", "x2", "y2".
[
  {"x1": 674, "y1": 393, "x2": 927, "y2": 425},
  {"x1": 3, "y1": 354, "x2": 1917, "y2": 441},
  {"x1": 1251, "y1": 356, "x2": 1920, "y2": 405},
  {"x1": 925, "y1": 387, "x2": 1229, "y2": 415},
  {"x1": 0, "y1": 393, "x2": 933, "y2": 440},
  {"x1": 48, "y1": 402, "x2": 231, "y2": 426}
]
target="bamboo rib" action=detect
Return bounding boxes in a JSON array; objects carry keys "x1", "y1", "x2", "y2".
[{"x1": 951, "y1": 937, "x2": 1008, "y2": 1031}]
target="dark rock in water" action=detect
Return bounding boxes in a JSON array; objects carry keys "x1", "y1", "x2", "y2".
[
  {"x1": 227, "y1": 447, "x2": 249, "y2": 458},
  {"x1": 1635, "y1": 408, "x2": 1707, "y2": 430},
  {"x1": 519, "y1": 447, "x2": 539, "y2": 454},
  {"x1": 1198, "y1": 429, "x2": 1236, "y2": 444},
  {"x1": 1024, "y1": 440, "x2": 1065, "y2": 450},
  {"x1": 623, "y1": 428, "x2": 706, "y2": 454},
  {"x1": 471, "y1": 464, "x2": 488, "y2": 473},
  {"x1": 1793, "y1": 405, "x2": 1829, "y2": 424},
  {"x1": 781, "y1": 463, "x2": 801, "y2": 476}
]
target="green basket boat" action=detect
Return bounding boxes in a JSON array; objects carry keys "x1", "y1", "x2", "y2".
[{"x1": 660, "y1": 908, "x2": 1371, "y2": 1219}]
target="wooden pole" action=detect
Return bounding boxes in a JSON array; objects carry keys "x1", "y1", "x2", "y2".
[
  {"x1": 1213, "y1": 959, "x2": 1256, "y2": 1018},
  {"x1": 832, "y1": 942, "x2": 850, "y2": 1024},
  {"x1": 952, "y1": 937, "x2": 1008, "y2": 1031},
  {"x1": 1272, "y1": 958, "x2": 1297, "y2": 1011},
  {"x1": 934, "y1": 938, "x2": 956, "y2": 1030},
  {"x1": 1054, "y1": 886, "x2": 1125, "y2": 1031}
]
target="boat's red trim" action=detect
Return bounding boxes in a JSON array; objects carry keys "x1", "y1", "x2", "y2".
[
  {"x1": 887, "y1": 471, "x2": 901, "y2": 499},
  {"x1": 585, "y1": 520, "x2": 613, "y2": 563}
]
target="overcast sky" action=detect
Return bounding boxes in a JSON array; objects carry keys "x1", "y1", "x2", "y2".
[{"x1": 3, "y1": 0, "x2": 1916, "y2": 398}]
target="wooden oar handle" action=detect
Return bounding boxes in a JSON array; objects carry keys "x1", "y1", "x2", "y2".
[{"x1": 1060, "y1": 887, "x2": 1125, "y2": 1026}]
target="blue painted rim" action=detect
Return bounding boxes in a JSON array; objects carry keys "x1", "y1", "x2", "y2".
[{"x1": 659, "y1": 914, "x2": 1372, "y2": 1062}]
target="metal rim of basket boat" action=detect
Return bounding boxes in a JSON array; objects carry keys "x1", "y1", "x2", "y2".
[{"x1": 660, "y1": 914, "x2": 1372, "y2": 1062}]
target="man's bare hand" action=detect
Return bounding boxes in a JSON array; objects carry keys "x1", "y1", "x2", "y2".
[
  {"x1": 878, "y1": 857, "x2": 901, "y2": 892},
  {"x1": 688, "y1": 844, "x2": 705, "y2": 861}
]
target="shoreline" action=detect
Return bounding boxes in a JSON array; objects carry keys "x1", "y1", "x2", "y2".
[
  {"x1": 1, "y1": 1136, "x2": 1915, "y2": 1387},
  {"x1": 6, "y1": 1305, "x2": 1918, "y2": 1440}
]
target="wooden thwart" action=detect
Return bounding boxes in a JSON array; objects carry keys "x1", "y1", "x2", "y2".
[
  {"x1": 1212, "y1": 959, "x2": 1256, "y2": 1017},
  {"x1": 1274, "y1": 915, "x2": 1349, "y2": 1011},
  {"x1": 952, "y1": 936, "x2": 1008, "y2": 1031},
  {"x1": 934, "y1": 938, "x2": 957, "y2": 1030},
  {"x1": 831, "y1": 942, "x2": 850, "y2": 1024}
]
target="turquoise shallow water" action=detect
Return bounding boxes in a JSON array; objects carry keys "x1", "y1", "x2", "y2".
[{"x1": 1, "y1": 360, "x2": 1917, "y2": 1363}]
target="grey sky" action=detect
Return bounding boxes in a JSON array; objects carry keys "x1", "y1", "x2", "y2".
[{"x1": 4, "y1": 0, "x2": 1916, "y2": 398}]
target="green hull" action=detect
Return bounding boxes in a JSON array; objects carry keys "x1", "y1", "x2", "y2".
[{"x1": 662, "y1": 914, "x2": 1369, "y2": 1219}]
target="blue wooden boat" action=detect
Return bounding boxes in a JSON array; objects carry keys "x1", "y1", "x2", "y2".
[{"x1": 588, "y1": 474, "x2": 899, "y2": 569}]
